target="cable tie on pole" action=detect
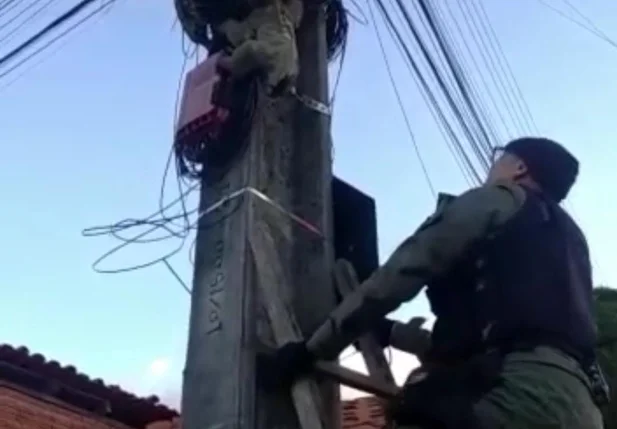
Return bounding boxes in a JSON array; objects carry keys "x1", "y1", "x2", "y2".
[{"x1": 290, "y1": 87, "x2": 331, "y2": 116}]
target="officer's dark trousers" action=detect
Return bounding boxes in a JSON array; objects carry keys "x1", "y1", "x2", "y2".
[{"x1": 395, "y1": 347, "x2": 603, "y2": 429}]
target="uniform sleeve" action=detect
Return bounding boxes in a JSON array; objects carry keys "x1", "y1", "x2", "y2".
[{"x1": 306, "y1": 182, "x2": 527, "y2": 359}]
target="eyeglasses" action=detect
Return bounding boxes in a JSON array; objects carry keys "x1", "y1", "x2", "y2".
[{"x1": 490, "y1": 146, "x2": 506, "y2": 164}]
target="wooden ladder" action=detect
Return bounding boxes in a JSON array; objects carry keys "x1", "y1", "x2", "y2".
[{"x1": 251, "y1": 220, "x2": 398, "y2": 429}]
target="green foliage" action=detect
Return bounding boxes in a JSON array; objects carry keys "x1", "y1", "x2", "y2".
[{"x1": 594, "y1": 286, "x2": 617, "y2": 428}]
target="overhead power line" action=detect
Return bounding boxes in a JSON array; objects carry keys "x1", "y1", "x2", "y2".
[
  {"x1": 535, "y1": 0, "x2": 617, "y2": 50},
  {"x1": 382, "y1": 0, "x2": 485, "y2": 181},
  {"x1": 374, "y1": 0, "x2": 496, "y2": 182},
  {"x1": 433, "y1": 1, "x2": 510, "y2": 141},
  {"x1": 365, "y1": 0, "x2": 543, "y2": 187},
  {"x1": 365, "y1": 0, "x2": 436, "y2": 197},
  {"x1": 0, "y1": 0, "x2": 21, "y2": 19},
  {"x1": 456, "y1": 0, "x2": 535, "y2": 136},
  {"x1": 0, "y1": 0, "x2": 58, "y2": 47},
  {"x1": 473, "y1": 0, "x2": 539, "y2": 134},
  {"x1": 373, "y1": 0, "x2": 478, "y2": 186},
  {"x1": 1, "y1": 0, "x2": 47, "y2": 32},
  {"x1": 0, "y1": 0, "x2": 113, "y2": 81},
  {"x1": 0, "y1": 0, "x2": 112, "y2": 68}
]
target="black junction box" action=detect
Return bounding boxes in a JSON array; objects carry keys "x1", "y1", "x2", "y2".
[{"x1": 331, "y1": 176, "x2": 379, "y2": 283}]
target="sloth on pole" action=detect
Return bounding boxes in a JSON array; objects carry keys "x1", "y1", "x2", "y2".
[
  {"x1": 175, "y1": 0, "x2": 303, "y2": 95},
  {"x1": 215, "y1": 0, "x2": 303, "y2": 95}
]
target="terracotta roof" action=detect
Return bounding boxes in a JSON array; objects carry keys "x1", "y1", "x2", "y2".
[
  {"x1": 0, "y1": 345, "x2": 388, "y2": 429},
  {"x1": 341, "y1": 397, "x2": 386, "y2": 429},
  {"x1": 0, "y1": 344, "x2": 178, "y2": 428},
  {"x1": 145, "y1": 397, "x2": 387, "y2": 429}
]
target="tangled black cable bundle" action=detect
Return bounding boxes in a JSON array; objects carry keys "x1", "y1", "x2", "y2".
[
  {"x1": 174, "y1": 0, "x2": 251, "y2": 48},
  {"x1": 174, "y1": 0, "x2": 348, "y2": 61},
  {"x1": 82, "y1": 173, "x2": 198, "y2": 275},
  {"x1": 325, "y1": 0, "x2": 348, "y2": 61},
  {"x1": 82, "y1": 151, "x2": 246, "y2": 276}
]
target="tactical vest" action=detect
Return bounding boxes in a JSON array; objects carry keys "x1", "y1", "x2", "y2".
[{"x1": 426, "y1": 188, "x2": 596, "y2": 365}]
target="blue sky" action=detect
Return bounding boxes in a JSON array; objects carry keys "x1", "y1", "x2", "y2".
[{"x1": 0, "y1": 0, "x2": 615, "y2": 407}]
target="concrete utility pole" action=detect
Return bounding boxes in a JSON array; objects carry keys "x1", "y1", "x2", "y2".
[{"x1": 181, "y1": 3, "x2": 339, "y2": 429}]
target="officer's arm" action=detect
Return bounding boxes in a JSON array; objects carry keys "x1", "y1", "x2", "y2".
[{"x1": 306, "y1": 183, "x2": 527, "y2": 359}]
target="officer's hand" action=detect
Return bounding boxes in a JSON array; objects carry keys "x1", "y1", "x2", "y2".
[
  {"x1": 256, "y1": 341, "x2": 315, "y2": 390},
  {"x1": 351, "y1": 318, "x2": 395, "y2": 351},
  {"x1": 390, "y1": 316, "x2": 431, "y2": 360},
  {"x1": 216, "y1": 55, "x2": 233, "y2": 76},
  {"x1": 354, "y1": 317, "x2": 430, "y2": 353},
  {"x1": 404, "y1": 316, "x2": 427, "y2": 330}
]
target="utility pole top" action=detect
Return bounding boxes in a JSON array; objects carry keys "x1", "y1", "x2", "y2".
[{"x1": 178, "y1": 2, "x2": 338, "y2": 429}]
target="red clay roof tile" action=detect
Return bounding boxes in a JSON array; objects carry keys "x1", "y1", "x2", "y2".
[
  {"x1": 144, "y1": 397, "x2": 387, "y2": 429},
  {"x1": 0, "y1": 345, "x2": 388, "y2": 429},
  {"x1": 0, "y1": 344, "x2": 178, "y2": 428}
]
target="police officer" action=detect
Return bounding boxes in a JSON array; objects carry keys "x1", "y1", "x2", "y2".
[{"x1": 261, "y1": 137, "x2": 606, "y2": 429}]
